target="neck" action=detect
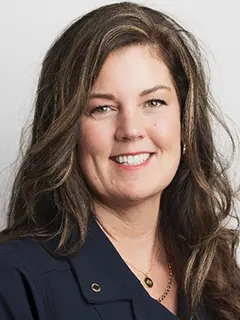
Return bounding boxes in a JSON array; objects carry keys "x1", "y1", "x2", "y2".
[{"x1": 93, "y1": 195, "x2": 166, "y2": 268}]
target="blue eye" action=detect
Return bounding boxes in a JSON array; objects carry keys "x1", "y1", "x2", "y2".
[{"x1": 146, "y1": 99, "x2": 166, "y2": 107}]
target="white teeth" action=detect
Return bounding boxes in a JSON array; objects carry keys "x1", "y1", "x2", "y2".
[{"x1": 114, "y1": 153, "x2": 151, "y2": 165}]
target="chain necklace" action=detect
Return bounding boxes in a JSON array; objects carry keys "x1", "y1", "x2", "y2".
[
  {"x1": 125, "y1": 250, "x2": 173, "y2": 302},
  {"x1": 95, "y1": 219, "x2": 173, "y2": 302}
]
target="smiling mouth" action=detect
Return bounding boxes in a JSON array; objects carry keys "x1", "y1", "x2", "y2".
[{"x1": 111, "y1": 153, "x2": 152, "y2": 166}]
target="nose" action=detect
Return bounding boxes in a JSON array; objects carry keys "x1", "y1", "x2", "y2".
[{"x1": 115, "y1": 108, "x2": 145, "y2": 141}]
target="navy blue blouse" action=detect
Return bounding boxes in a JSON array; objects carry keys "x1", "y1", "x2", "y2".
[{"x1": 0, "y1": 220, "x2": 211, "y2": 319}]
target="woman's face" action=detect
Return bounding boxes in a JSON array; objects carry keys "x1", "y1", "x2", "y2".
[{"x1": 78, "y1": 45, "x2": 181, "y2": 207}]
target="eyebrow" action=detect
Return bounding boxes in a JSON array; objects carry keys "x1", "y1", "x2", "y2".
[{"x1": 89, "y1": 85, "x2": 172, "y2": 101}]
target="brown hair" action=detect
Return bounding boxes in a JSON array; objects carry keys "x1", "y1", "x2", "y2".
[{"x1": 1, "y1": 2, "x2": 239, "y2": 319}]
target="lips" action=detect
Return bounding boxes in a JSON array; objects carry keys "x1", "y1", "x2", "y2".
[
  {"x1": 116, "y1": 153, "x2": 150, "y2": 165},
  {"x1": 110, "y1": 152, "x2": 154, "y2": 166}
]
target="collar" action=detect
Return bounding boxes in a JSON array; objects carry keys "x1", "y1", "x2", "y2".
[
  {"x1": 41, "y1": 220, "x2": 208, "y2": 319},
  {"x1": 68, "y1": 219, "x2": 141, "y2": 303}
]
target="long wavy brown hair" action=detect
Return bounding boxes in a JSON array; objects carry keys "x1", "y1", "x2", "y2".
[{"x1": 1, "y1": 2, "x2": 239, "y2": 319}]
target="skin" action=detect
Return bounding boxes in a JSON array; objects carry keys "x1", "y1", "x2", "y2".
[{"x1": 78, "y1": 45, "x2": 181, "y2": 314}]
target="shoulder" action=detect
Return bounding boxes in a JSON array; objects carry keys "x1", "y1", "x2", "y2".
[
  {"x1": 0, "y1": 237, "x2": 69, "y2": 274},
  {"x1": 0, "y1": 237, "x2": 71, "y2": 301},
  {"x1": 0, "y1": 238, "x2": 71, "y2": 319}
]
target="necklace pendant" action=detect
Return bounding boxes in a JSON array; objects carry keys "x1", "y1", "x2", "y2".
[{"x1": 144, "y1": 276, "x2": 154, "y2": 288}]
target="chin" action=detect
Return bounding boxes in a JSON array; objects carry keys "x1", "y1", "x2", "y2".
[{"x1": 117, "y1": 187, "x2": 161, "y2": 204}]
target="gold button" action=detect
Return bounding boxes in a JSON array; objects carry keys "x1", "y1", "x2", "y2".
[{"x1": 91, "y1": 283, "x2": 101, "y2": 293}]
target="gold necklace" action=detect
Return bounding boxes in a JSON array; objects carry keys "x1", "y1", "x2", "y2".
[
  {"x1": 158, "y1": 262, "x2": 173, "y2": 302},
  {"x1": 125, "y1": 249, "x2": 160, "y2": 288},
  {"x1": 95, "y1": 219, "x2": 173, "y2": 301},
  {"x1": 125, "y1": 252, "x2": 173, "y2": 302}
]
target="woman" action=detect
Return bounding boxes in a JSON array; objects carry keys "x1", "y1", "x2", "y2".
[{"x1": 0, "y1": 2, "x2": 239, "y2": 319}]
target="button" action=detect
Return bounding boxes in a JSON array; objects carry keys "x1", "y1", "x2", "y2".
[{"x1": 91, "y1": 283, "x2": 101, "y2": 293}]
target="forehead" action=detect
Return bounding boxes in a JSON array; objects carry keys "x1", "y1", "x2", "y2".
[{"x1": 91, "y1": 45, "x2": 175, "y2": 94}]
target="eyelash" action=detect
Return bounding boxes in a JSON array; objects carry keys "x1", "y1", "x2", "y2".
[
  {"x1": 146, "y1": 99, "x2": 167, "y2": 108},
  {"x1": 89, "y1": 99, "x2": 167, "y2": 115}
]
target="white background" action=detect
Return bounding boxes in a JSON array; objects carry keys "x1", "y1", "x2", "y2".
[{"x1": 0, "y1": 0, "x2": 239, "y2": 258}]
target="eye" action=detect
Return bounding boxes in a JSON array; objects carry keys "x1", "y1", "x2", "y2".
[
  {"x1": 90, "y1": 105, "x2": 112, "y2": 115},
  {"x1": 145, "y1": 99, "x2": 167, "y2": 108}
]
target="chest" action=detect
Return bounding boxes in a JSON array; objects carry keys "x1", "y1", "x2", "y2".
[{"x1": 42, "y1": 269, "x2": 199, "y2": 320}]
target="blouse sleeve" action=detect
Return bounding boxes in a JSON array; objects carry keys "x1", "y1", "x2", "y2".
[{"x1": 0, "y1": 252, "x2": 43, "y2": 320}]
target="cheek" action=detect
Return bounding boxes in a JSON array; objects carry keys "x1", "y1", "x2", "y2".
[
  {"x1": 149, "y1": 114, "x2": 181, "y2": 148},
  {"x1": 78, "y1": 120, "x2": 112, "y2": 160}
]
